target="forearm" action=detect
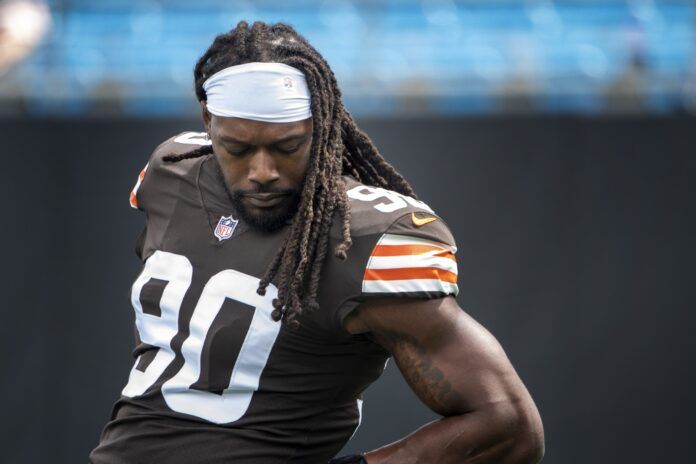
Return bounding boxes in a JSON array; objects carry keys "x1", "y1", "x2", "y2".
[
  {"x1": 364, "y1": 400, "x2": 543, "y2": 464},
  {"x1": 350, "y1": 298, "x2": 545, "y2": 464}
]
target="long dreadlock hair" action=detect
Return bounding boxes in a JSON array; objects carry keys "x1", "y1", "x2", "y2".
[{"x1": 164, "y1": 21, "x2": 415, "y2": 326}]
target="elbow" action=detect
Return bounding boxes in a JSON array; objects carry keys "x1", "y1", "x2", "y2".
[
  {"x1": 514, "y1": 420, "x2": 545, "y2": 464},
  {"x1": 474, "y1": 396, "x2": 544, "y2": 463},
  {"x1": 505, "y1": 397, "x2": 545, "y2": 463}
]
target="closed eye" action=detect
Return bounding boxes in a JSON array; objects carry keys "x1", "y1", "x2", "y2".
[
  {"x1": 275, "y1": 144, "x2": 302, "y2": 155},
  {"x1": 223, "y1": 144, "x2": 251, "y2": 157}
]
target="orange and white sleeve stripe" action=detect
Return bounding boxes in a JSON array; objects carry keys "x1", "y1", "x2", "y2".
[
  {"x1": 129, "y1": 163, "x2": 149, "y2": 209},
  {"x1": 362, "y1": 234, "x2": 459, "y2": 296}
]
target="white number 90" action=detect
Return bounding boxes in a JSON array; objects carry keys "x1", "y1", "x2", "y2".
[{"x1": 122, "y1": 251, "x2": 281, "y2": 424}]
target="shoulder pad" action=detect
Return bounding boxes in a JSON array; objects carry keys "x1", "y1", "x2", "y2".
[
  {"x1": 342, "y1": 176, "x2": 442, "y2": 239},
  {"x1": 129, "y1": 131, "x2": 210, "y2": 211},
  {"x1": 151, "y1": 131, "x2": 211, "y2": 167}
]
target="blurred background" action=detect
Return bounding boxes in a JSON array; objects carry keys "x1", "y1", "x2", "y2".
[
  {"x1": 1, "y1": 0, "x2": 693, "y2": 463},
  {"x1": 2, "y1": 0, "x2": 696, "y2": 116}
]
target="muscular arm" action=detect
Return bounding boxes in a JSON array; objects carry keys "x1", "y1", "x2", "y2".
[{"x1": 344, "y1": 297, "x2": 544, "y2": 464}]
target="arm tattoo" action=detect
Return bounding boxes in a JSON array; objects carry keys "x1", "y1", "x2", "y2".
[{"x1": 378, "y1": 330, "x2": 465, "y2": 416}]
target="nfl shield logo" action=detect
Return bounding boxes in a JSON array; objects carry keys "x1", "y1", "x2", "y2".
[{"x1": 214, "y1": 215, "x2": 238, "y2": 241}]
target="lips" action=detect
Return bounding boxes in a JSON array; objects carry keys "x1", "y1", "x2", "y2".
[{"x1": 243, "y1": 192, "x2": 289, "y2": 208}]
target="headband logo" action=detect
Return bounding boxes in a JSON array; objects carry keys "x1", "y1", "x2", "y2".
[{"x1": 283, "y1": 76, "x2": 294, "y2": 90}]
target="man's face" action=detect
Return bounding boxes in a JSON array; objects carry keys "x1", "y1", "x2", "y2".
[{"x1": 204, "y1": 108, "x2": 313, "y2": 232}]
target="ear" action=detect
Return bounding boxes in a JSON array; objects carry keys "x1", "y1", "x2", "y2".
[{"x1": 200, "y1": 100, "x2": 212, "y2": 134}]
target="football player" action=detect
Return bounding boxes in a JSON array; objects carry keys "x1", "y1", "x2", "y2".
[{"x1": 90, "y1": 22, "x2": 544, "y2": 464}]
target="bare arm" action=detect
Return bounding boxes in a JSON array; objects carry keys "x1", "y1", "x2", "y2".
[{"x1": 344, "y1": 296, "x2": 544, "y2": 464}]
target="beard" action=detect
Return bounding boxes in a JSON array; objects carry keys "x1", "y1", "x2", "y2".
[
  {"x1": 212, "y1": 161, "x2": 301, "y2": 233},
  {"x1": 228, "y1": 187, "x2": 301, "y2": 233}
]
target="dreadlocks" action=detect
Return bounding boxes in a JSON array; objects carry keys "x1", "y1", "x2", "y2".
[{"x1": 164, "y1": 21, "x2": 415, "y2": 326}]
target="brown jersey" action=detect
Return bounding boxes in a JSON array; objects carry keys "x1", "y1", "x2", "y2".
[{"x1": 90, "y1": 132, "x2": 459, "y2": 464}]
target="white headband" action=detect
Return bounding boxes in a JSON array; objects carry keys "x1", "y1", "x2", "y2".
[{"x1": 202, "y1": 62, "x2": 312, "y2": 123}]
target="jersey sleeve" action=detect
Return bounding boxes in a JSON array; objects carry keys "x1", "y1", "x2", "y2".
[
  {"x1": 127, "y1": 138, "x2": 168, "y2": 214},
  {"x1": 328, "y1": 208, "x2": 460, "y2": 332},
  {"x1": 128, "y1": 132, "x2": 211, "y2": 213},
  {"x1": 361, "y1": 213, "x2": 458, "y2": 298},
  {"x1": 129, "y1": 163, "x2": 150, "y2": 210},
  {"x1": 126, "y1": 131, "x2": 212, "y2": 260}
]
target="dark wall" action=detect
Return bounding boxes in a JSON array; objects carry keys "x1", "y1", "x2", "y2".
[{"x1": 1, "y1": 116, "x2": 693, "y2": 463}]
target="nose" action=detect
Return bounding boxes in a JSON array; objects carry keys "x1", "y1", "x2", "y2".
[{"x1": 247, "y1": 149, "x2": 280, "y2": 188}]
